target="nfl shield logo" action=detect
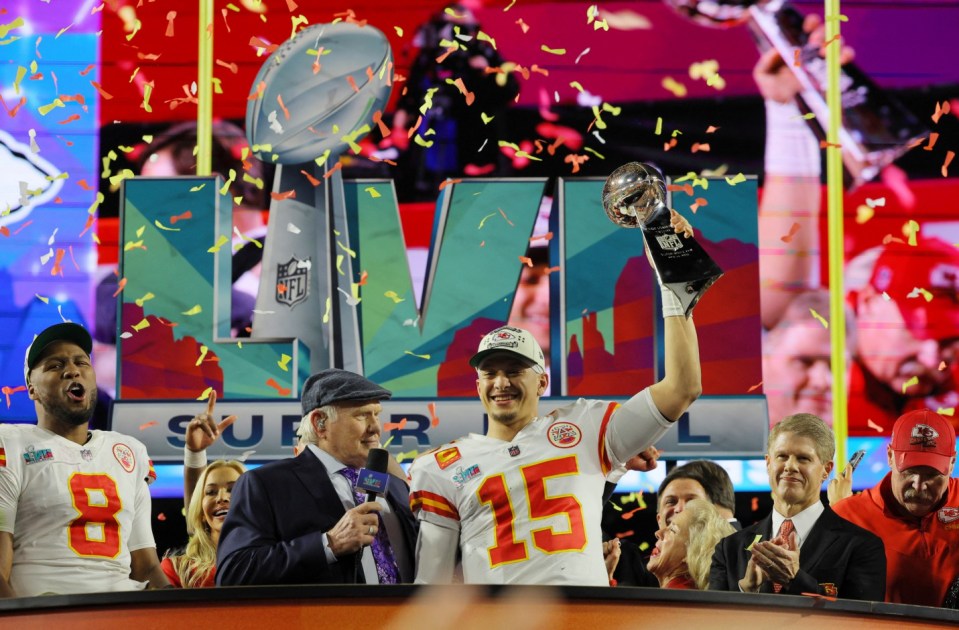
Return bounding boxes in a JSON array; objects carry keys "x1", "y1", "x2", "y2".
[
  {"x1": 656, "y1": 233, "x2": 684, "y2": 252},
  {"x1": 276, "y1": 257, "x2": 310, "y2": 308}
]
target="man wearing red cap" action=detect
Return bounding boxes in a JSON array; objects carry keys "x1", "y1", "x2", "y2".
[{"x1": 831, "y1": 409, "x2": 959, "y2": 606}]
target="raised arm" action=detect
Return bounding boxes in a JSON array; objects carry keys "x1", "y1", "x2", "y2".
[
  {"x1": 184, "y1": 391, "x2": 236, "y2": 523},
  {"x1": 648, "y1": 312, "x2": 702, "y2": 421}
]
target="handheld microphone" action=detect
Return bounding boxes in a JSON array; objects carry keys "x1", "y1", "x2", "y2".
[{"x1": 357, "y1": 448, "x2": 391, "y2": 502}]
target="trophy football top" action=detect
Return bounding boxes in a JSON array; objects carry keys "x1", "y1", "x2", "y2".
[{"x1": 601, "y1": 162, "x2": 668, "y2": 228}]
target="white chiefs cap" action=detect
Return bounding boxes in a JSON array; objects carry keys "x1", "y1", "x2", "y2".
[{"x1": 469, "y1": 326, "x2": 546, "y2": 373}]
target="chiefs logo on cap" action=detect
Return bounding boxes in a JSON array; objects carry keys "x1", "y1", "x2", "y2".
[{"x1": 910, "y1": 423, "x2": 939, "y2": 448}]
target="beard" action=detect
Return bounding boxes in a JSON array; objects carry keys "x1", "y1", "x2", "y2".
[{"x1": 40, "y1": 388, "x2": 97, "y2": 426}]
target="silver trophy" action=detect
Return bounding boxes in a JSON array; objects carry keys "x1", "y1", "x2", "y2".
[
  {"x1": 602, "y1": 162, "x2": 723, "y2": 317},
  {"x1": 665, "y1": 0, "x2": 928, "y2": 187}
]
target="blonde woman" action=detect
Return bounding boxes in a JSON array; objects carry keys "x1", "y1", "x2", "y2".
[
  {"x1": 648, "y1": 498, "x2": 735, "y2": 589},
  {"x1": 161, "y1": 460, "x2": 246, "y2": 587}
]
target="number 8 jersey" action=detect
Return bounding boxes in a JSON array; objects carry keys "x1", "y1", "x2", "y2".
[
  {"x1": 409, "y1": 390, "x2": 672, "y2": 585},
  {"x1": 0, "y1": 424, "x2": 157, "y2": 596}
]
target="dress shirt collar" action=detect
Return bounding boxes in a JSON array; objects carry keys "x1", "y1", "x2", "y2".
[{"x1": 771, "y1": 500, "x2": 824, "y2": 549}]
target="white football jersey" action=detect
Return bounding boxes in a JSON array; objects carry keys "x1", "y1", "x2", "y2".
[
  {"x1": 410, "y1": 391, "x2": 668, "y2": 585},
  {"x1": 0, "y1": 424, "x2": 157, "y2": 597}
]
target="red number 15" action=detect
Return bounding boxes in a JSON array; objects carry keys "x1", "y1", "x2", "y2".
[{"x1": 477, "y1": 455, "x2": 586, "y2": 567}]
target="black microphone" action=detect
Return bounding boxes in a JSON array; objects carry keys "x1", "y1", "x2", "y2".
[{"x1": 356, "y1": 447, "x2": 391, "y2": 502}]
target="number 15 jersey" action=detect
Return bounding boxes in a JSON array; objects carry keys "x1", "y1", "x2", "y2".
[
  {"x1": 0, "y1": 425, "x2": 157, "y2": 597},
  {"x1": 409, "y1": 390, "x2": 672, "y2": 585}
]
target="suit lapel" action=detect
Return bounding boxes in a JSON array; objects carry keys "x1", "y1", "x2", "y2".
[
  {"x1": 797, "y1": 507, "x2": 839, "y2": 571},
  {"x1": 747, "y1": 515, "x2": 775, "y2": 593},
  {"x1": 292, "y1": 448, "x2": 346, "y2": 521}
]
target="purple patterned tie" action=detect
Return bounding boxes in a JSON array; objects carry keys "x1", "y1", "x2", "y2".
[{"x1": 338, "y1": 467, "x2": 400, "y2": 584}]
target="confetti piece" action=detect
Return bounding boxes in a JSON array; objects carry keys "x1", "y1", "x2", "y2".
[
  {"x1": 809, "y1": 308, "x2": 828, "y2": 328},
  {"x1": 746, "y1": 534, "x2": 762, "y2": 551},
  {"x1": 428, "y1": 402, "x2": 440, "y2": 427},
  {"x1": 621, "y1": 506, "x2": 644, "y2": 520},
  {"x1": 364, "y1": 186, "x2": 381, "y2": 198},
  {"x1": 207, "y1": 235, "x2": 229, "y2": 252},
  {"x1": 747, "y1": 381, "x2": 763, "y2": 393},
  {"x1": 383, "y1": 418, "x2": 409, "y2": 432},
  {"x1": 384, "y1": 290, "x2": 405, "y2": 304},
  {"x1": 866, "y1": 418, "x2": 884, "y2": 433},
  {"x1": 197, "y1": 387, "x2": 214, "y2": 401},
  {"x1": 2, "y1": 385, "x2": 27, "y2": 408},
  {"x1": 901, "y1": 376, "x2": 919, "y2": 394},
  {"x1": 907, "y1": 286, "x2": 933, "y2": 302},
  {"x1": 944, "y1": 151, "x2": 955, "y2": 178},
  {"x1": 614, "y1": 531, "x2": 634, "y2": 539},
  {"x1": 322, "y1": 297, "x2": 331, "y2": 324},
  {"x1": 396, "y1": 449, "x2": 420, "y2": 463},
  {"x1": 751, "y1": 497, "x2": 759, "y2": 511},
  {"x1": 156, "y1": 513, "x2": 167, "y2": 522},
  {"x1": 937, "y1": 407, "x2": 955, "y2": 416},
  {"x1": 725, "y1": 173, "x2": 746, "y2": 186},
  {"x1": 182, "y1": 305, "x2": 202, "y2": 316},
  {"x1": 855, "y1": 204, "x2": 874, "y2": 224},
  {"x1": 195, "y1": 345, "x2": 209, "y2": 367},
  {"x1": 780, "y1": 222, "x2": 801, "y2": 243},
  {"x1": 134, "y1": 292, "x2": 155, "y2": 307},
  {"x1": 540, "y1": 44, "x2": 566, "y2": 55},
  {"x1": 132, "y1": 318, "x2": 151, "y2": 332},
  {"x1": 266, "y1": 378, "x2": 291, "y2": 396},
  {"x1": 661, "y1": 77, "x2": 687, "y2": 97},
  {"x1": 139, "y1": 421, "x2": 158, "y2": 431}
]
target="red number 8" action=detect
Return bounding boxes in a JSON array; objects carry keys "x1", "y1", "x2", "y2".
[{"x1": 68, "y1": 473, "x2": 122, "y2": 559}]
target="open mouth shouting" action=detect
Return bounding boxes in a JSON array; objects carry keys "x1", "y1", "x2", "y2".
[{"x1": 65, "y1": 382, "x2": 86, "y2": 403}]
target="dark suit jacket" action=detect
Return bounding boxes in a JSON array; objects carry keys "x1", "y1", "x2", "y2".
[
  {"x1": 708, "y1": 506, "x2": 885, "y2": 600},
  {"x1": 216, "y1": 448, "x2": 417, "y2": 586}
]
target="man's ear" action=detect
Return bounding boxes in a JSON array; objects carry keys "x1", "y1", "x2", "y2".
[
  {"x1": 538, "y1": 373, "x2": 549, "y2": 396},
  {"x1": 311, "y1": 410, "x2": 328, "y2": 437},
  {"x1": 27, "y1": 381, "x2": 38, "y2": 401}
]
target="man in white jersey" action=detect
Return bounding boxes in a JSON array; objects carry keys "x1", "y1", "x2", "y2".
[
  {"x1": 410, "y1": 210, "x2": 704, "y2": 585},
  {"x1": 0, "y1": 323, "x2": 169, "y2": 597}
]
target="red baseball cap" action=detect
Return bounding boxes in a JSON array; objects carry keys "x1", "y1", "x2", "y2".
[
  {"x1": 890, "y1": 409, "x2": 957, "y2": 475},
  {"x1": 867, "y1": 238, "x2": 959, "y2": 342}
]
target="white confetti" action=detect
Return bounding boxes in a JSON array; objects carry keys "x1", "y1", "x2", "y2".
[
  {"x1": 575, "y1": 47, "x2": 591, "y2": 64},
  {"x1": 286, "y1": 223, "x2": 301, "y2": 234},
  {"x1": 268, "y1": 110, "x2": 284, "y2": 134},
  {"x1": 47, "y1": 227, "x2": 58, "y2": 246}
]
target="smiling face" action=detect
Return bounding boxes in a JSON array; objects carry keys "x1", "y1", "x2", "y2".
[
  {"x1": 476, "y1": 353, "x2": 547, "y2": 431},
  {"x1": 318, "y1": 400, "x2": 383, "y2": 469},
  {"x1": 766, "y1": 431, "x2": 832, "y2": 514},
  {"x1": 647, "y1": 509, "x2": 691, "y2": 584},
  {"x1": 27, "y1": 340, "x2": 98, "y2": 427},
  {"x1": 657, "y1": 477, "x2": 709, "y2": 528},
  {"x1": 202, "y1": 465, "x2": 241, "y2": 542},
  {"x1": 763, "y1": 321, "x2": 833, "y2": 425}
]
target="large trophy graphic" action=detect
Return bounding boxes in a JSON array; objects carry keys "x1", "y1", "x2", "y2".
[
  {"x1": 602, "y1": 162, "x2": 723, "y2": 317},
  {"x1": 245, "y1": 22, "x2": 393, "y2": 372},
  {"x1": 665, "y1": 0, "x2": 928, "y2": 187}
]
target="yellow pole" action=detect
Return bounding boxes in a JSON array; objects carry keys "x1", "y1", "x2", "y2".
[
  {"x1": 197, "y1": 0, "x2": 214, "y2": 176},
  {"x1": 825, "y1": 0, "x2": 847, "y2": 465}
]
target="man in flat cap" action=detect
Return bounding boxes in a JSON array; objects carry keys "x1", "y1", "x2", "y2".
[{"x1": 216, "y1": 369, "x2": 417, "y2": 585}]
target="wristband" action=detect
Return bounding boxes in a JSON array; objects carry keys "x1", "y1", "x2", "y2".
[
  {"x1": 764, "y1": 99, "x2": 821, "y2": 178},
  {"x1": 661, "y1": 285, "x2": 686, "y2": 319},
  {"x1": 183, "y1": 447, "x2": 208, "y2": 469}
]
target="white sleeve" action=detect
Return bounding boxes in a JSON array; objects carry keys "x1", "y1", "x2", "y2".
[
  {"x1": 0, "y1": 431, "x2": 21, "y2": 534},
  {"x1": 127, "y1": 443, "x2": 156, "y2": 551},
  {"x1": 414, "y1": 520, "x2": 459, "y2": 584},
  {"x1": 604, "y1": 388, "x2": 674, "y2": 467}
]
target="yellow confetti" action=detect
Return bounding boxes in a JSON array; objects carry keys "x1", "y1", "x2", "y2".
[
  {"x1": 937, "y1": 407, "x2": 955, "y2": 416},
  {"x1": 610, "y1": 503, "x2": 622, "y2": 512},
  {"x1": 746, "y1": 534, "x2": 762, "y2": 551},
  {"x1": 338, "y1": 241, "x2": 356, "y2": 258},
  {"x1": 907, "y1": 287, "x2": 934, "y2": 302},
  {"x1": 336, "y1": 253, "x2": 345, "y2": 276},
  {"x1": 242, "y1": 173, "x2": 264, "y2": 190},
  {"x1": 38, "y1": 98, "x2": 66, "y2": 116},
  {"x1": 541, "y1": 45, "x2": 566, "y2": 55},
  {"x1": 141, "y1": 81, "x2": 153, "y2": 113},
  {"x1": 478, "y1": 211, "x2": 498, "y2": 229},
  {"x1": 904, "y1": 219, "x2": 920, "y2": 246},
  {"x1": 661, "y1": 77, "x2": 687, "y2": 97},
  {"x1": 855, "y1": 204, "x2": 874, "y2": 224},
  {"x1": 195, "y1": 345, "x2": 208, "y2": 367},
  {"x1": 181, "y1": 304, "x2": 203, "y2": 316},
  {"x1": 132, "y1": 318, "x2": 150, "y2": 332},
  {"x1": 638, "y1": 541, "x2": 650, "y2": 552},
  {"x1": 725, "y1": 173, "x2": 746, "y2": 186},
  {"x1": 277, "y1": 354, "x2": 292, "y2": 372},
  {"x1": 189, "y1": 183, "x2": 207, "y2": 192},
  {"x1": 384, "y1": 291, "x2": 405, "y2": 304},
  {"x1": 364, "y1": 186, "x2": 381, "y2": 199},
  {"x1": 197, "y1": 386, "x2": 214, "y2": 401},
  {"x1": 134, "y1": 224, "x2": 146, "y2": 238},
  {"x1": 396, "y1": 448, "x2": 420, "y2": 463},
  {"x1": 584, "y1": 147, "x2": 605, "y2": 159},
  {"x1": 394, "y1": 26, "x2": 403, "y2": 37},
  {"x1": 123, "y1": 240, "x2": 145, "y2": 251},
  {"x1": 481, "y1": 112, "x2": 494, "y2": 124},
  {"x1": 134, "y1": 292, "x2": 155, "y2": 307},
  {"x1": 207, "y1": 235, "x2": 230, "y2": 252},
  {"x1": 404, "y1": 350, "x2": 431, "y2": 360},
  {"x1": 154, "y1": 219, "x2": 181, "y2": 232},
  {"x1": 35, "y1": 294, "x2": 50, "y2": 304},
  {"x1": 655, "y1": 117, "x2": 663, "y2": 135},
  {"x1": 413, "y1": 135, "x2": 434, "y2": 148},
  {"x1": 322, "y1": 297, "x2": 331, "y2": 323},
  {"x1": 809, "y1": 308, "x2": 829, "y2": 328},
  {"x1": 902, "y1": 376, "x2": 919, "y2": 394}
]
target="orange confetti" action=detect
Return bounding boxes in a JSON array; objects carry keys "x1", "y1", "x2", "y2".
[
  {"x1": 286, "y1": 0, "x2": 298, "y2": 10},
  {"x1": 89, "y1": 80, "x2": 113, "y2": 100},
  {"x1": 780, "y1": 222, "x2": 801, "y2": 243},
  {"x1": 169, "y1": 210, "x2": 192, "y2": 224},
  {"x1": 924, "y1": 132, "x2": 939, "y2": 151},
  {"x1": 0, "y1": 227, "x2": 9, "y2": 238},
  {"x1": 383, "y1": 418, "x2": 409, "y2": 431},
  {"x1": 165, "y1": 11, "x2": 176, "y2": 36},
  {"x1": 614, "y1": 531, "x2": 634, "y2": 539},
  {"x1": 323, "y1": 162, "x2": 343, "y2": 179},
  {"x1": 266, "y1": 378, "x2": 291, "y2": 396},
  {"x1": 793, "y1": 48, "x2": 802, "y2": 67},
  {"x1": 270, "y1": 190, "x2": 297, "y2": 200},
  {"x1": 0, "y1": 94, "x2": 27, "y2": 117},
  {"x1": 663, "y1": 138, "x2": 678, "y2": 151},
  {"x1": 371, "y1": 110, "x2": 391, "y2": 137},
  {"x1": 451, "y1": 78, "x2": 475, "y2": 105},
  {"x1": 436, "y1": 46, "x2": 456, "y2": 64},
  {"x1": 157, "y1": 513, "x2": 167, "y2": 522},
  {"x1": 819, "y1": 140, "x2": 841, "y2": 149},
  {"x1": 216, "y1": 59, "x2": 239, "y2": 74},
  {"x1": 943, "y1": 151, "x2": 955, "y2": 178},
  {"x1": 347, "y1": 76, "x2": 360, "y2": 93},
  {"x1": 357, "y1": 270, "x2": 369, "y2": 286},
  {"x1": 691, "y1": 142, "x2": 710, "y2": 153},
  {"x1": 438, "y1": 178, "x2": 463, "y2": 191},
  {"x1": 751, "y1": 497, "x2": 759, "y2": 512},
  {"x1": 519, "y1": 255, "x2": 533, "y2": 267},
  {"x1": 621, "y1": 507, "x2": 644, "y2": 520},
  {"x1": 932, "y1": 100, "x2": 951, "y2": 124},
  {"x1": 276, "y1": 283, "x2": 287, "y2": 295},
  {"x1": 58, "y1": 114, "x2": 81, "y2": 125},
  {"x1": 249, "y1": 37, "x2": 278, "y2": 54},
  {"x1": 2, "y1": 385, "x2": 27, "y2": 408},
  {"x1": 79, "y1": 214, "x2": 95, "y2": 237},
  {"x1": 564, "y1": 153, "x2": 590, "y2": 173},
  {"x1": 668, "y1": 183, "x2": 694, "y2": 196},
  {"x1": 50, "y1": 248, "x2": 66, "y2": 276},
  {"x1": 300, "y1": 169, "x2": 321, "y2": 186},
  {"x1": 747, "y1": 381, "x2": 763, "y2": 393},
  {"x1": 76, "y1": 179, "x2": 93, "y2": 191},
  {"x1": 530, "y1": 231, "x2": 553, "y2": 243},
  {"x1": 112, "y1": 277, "x2": 128, "y2": 297},
  {"x1": 277, "y1": 94, "x2": 290, "y2": 120},
  {"x1": 427, "y1": 402, "x2": 440, "y2": 427},
  {"x1": 79, "y1": 64, "x2": 95, "y2": 76},
  {"x1": 139, "y1": 421, "x2": 158, "y2": 430},
  {"x1": 706, "y1": 125, "x2": 719, "y2": 133},
  {"x1": 866, "y1": 418, "x2": 884, "y2": 433},
  {"x1": 940, "y1": 361, "x2": 948, "y2": 371},
  {"x1": 248, "y1": 81, "x2": 266, "y2": 101},
  {"x1": 497, "y1": 207, "x2": 514, "y2": 227}
]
